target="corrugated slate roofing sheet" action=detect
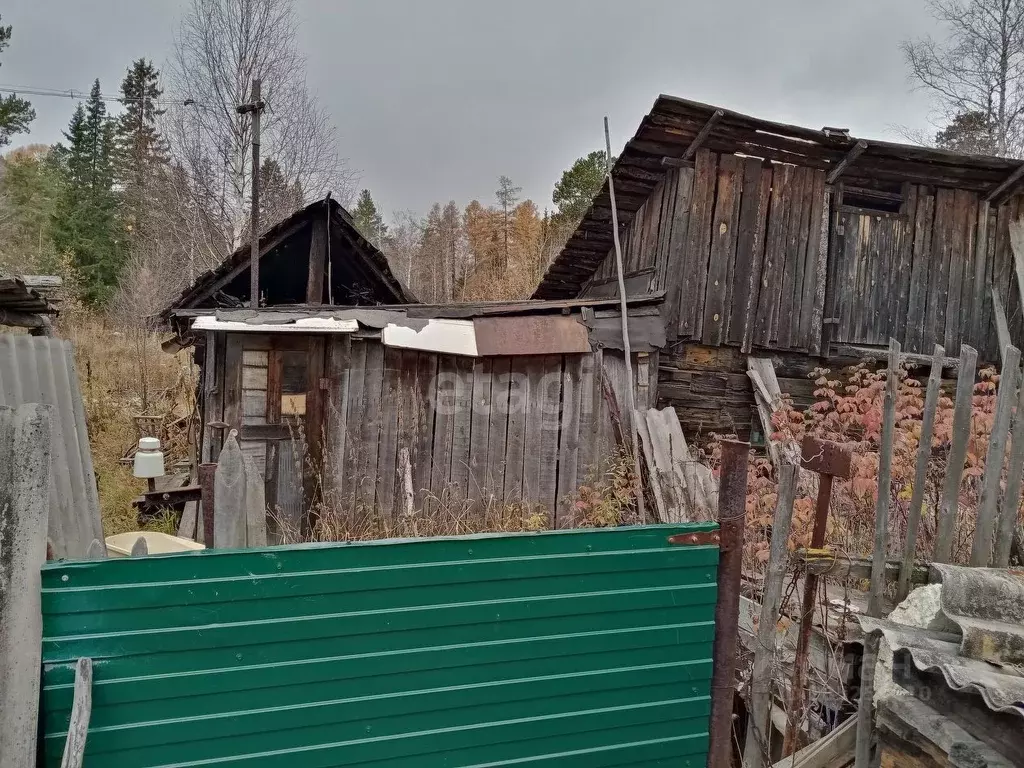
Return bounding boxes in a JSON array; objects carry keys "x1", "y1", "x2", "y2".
[
  {"x1": 861, "y1": 564, "x2": 1024, "y2": 719},
  {"x1": 40, "y1": 524, "x2": 718, "y2": 767},
  {"x1": 0, "y1": 334, "x2": 102, "y2": 558}
]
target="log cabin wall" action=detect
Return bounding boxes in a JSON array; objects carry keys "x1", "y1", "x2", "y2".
[{"x1": 202, "y1": 330, "x2": 654, "y2": 532}]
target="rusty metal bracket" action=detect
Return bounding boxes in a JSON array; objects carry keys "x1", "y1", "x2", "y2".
[{"x1": 667, "y1": 530, "x2": 721, "y2": 546}]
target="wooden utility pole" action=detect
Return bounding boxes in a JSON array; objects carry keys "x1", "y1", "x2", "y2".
[{"x1": 237, "y1": 78, "x2": 265, "y2": 309}]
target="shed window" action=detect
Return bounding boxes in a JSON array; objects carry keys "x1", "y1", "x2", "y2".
[
  {"x1": 841, "y1": 186, "x2": 903, "y2": 214},
  {"x1": 279, "y1": 351, "x2": 307, "y2": 418}
]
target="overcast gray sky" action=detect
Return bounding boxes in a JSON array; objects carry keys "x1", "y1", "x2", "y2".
[{"x1": 1, "y1": 0, "x2": 940, "y2": 217}]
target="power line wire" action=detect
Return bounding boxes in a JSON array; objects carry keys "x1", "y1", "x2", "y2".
[{"x1": 0, "y1": 83, "x2": 206, "y2": 108}]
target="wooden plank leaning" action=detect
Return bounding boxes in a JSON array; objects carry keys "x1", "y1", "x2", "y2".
[
  {"x1": 897, "y1": 344, "x2": 944, "y2": 602},
  {"x1": 742, "y1": 463, "x2": 797, "y2": 768},
  {"x1": 0, "y1": 404, "x2": 52, "y2": 768},
  {"x1": 994, "y1": 369, "x2": 1024, "y2": 567},
  {"x1": 59, "y1": 657, "x2": 93, "y2": 768},
  {"x1": 971, "y1": 345, "x2": 1020, "y2": 566},
  {"x1": 933, "y1": 345, "x2": 978, "y2": 563}
]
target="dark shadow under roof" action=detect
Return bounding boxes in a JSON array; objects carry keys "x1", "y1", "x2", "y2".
[
  {"x1": 534, "y1": 94, "x2": 1024, "y2": 300},
  {"x1": 163, "y1": 196, "x2": 412, "y2": 318}
]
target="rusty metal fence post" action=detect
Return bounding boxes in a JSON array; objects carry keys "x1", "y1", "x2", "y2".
[
  {"x1": 198, "y1": 462, "x2": 217, "y2": 548},
  {"x1": 707, "y1": 439, "x2": 749, "y2": 768}
]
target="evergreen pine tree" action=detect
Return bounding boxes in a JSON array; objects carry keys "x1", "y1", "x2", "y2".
[
  {"x1": 0, "y1": 16, "x2": 34, "y2": 147},
  {"x1": 115, "y1": 59, "x2": 168, "y2": 241},
  {"x1": 51, "y1": 80, "x2": 121, "y2": 306},
  {"x1": 352, "y1": 189, "x2": 387, "y2": 247}
]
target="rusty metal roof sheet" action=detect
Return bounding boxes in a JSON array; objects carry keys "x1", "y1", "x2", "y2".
[
  {"x1": 0, "y1": 334, "x2": 103, "y2": 559},
  {"x1": 534, "y1": 94, "x2": 1024, "y2": 300},
  {"x1": 860, "y1": 564, "x2": 1024, "y2": 719}
]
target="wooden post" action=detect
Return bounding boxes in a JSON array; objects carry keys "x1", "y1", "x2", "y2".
[
  {"x1": 603, "y1": 116, "x2": 645, "y2": 521},
  {"x1": 868, "y1": 338, "x2": 900, "y2": 618},
  {"x1": 198, "y1": 462, "x2": 217, "y2": 547},
  {"x1": 742, "y1": 463, "x2": 797, "y2": 768},
  {"x1": 306, "y1": 214, "x2": 328, "y2": 304},
  {"x1": 933, "y1": 345, "x2": 977, "y2": 563},
  {"x1": 706, "y1": 439, "x2": 749, "y2": 768},
  {"x1": 214, "y1": 431, "x2": 247, "y2": 549},
  {"x1": 994, "y1": 376, "x2": 1024, "y2": 567},
  {"x1": 971, "y1": 345, "x2": 1021, "y2": 566},
  {"x1": 59, "y1": 658, "x2": 93, "y2": 768},
  {"x1": 0, "y1": 404, "x2": 52, "y2": 768},
  {"x1": 897, "y1": 344, "x2": 944, "y2": 602},
  {"x1": 854, "y1": 634, "x2": 880, "y2": 768}
]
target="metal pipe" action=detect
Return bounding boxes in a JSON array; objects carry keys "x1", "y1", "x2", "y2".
[
  {"x1": 783, "y1": 472, "x2": 834, "y2": 756},
  {"x1": 199, "y1": 462, "x2": 217, "y2": 548},
  {"x1": 707, "y1": 439, "x2": 749, "y2": 768}
]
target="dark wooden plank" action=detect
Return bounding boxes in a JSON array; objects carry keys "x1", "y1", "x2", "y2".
[
  {"x1": 893, "y1": 184, "x2": 919, "y2": 345},
  {"x1": 640, "y1": 182, "x2": 665, "y2": 271},
  {"x1": 740, "y1": 164, "x2": 774, "y2": 352},
  {"x1": 412, "y1": 353, "x2": 437, "y2": 511},
  {"x1": 906, "y1": 190, "x2": 935, "y2": 352},
  {"x1": 503, "y1": 357, "x2": 529, "y2": 504},
  {"x1": 355, "y1": 342, "x2": 385, "y2": 517},
  {"x1": 449, "y1": 356, "x2": 474, "y2": 498},
  {"x1": 484, "y1": 358, "x2": 511, "y2": 507},
  {"x1": 680, "y1": 149, "x2": 718, "y2": 338},
  {"x1": 945, "y1": 190, "x2": 971, "y2": 353},
  {"x1": 755, "y1": 164, "x2": 792, "y2": 346},
  {"x1": 662, "y1": 166, "x2": 694, "y2": 340},
  {"x1": 468, "y1": 358, "x2": 493, "y2": 515},
  {"x1": 521, "y1": 357, "x2": 545, "y2": 508},
  {"x1": 305, "y1": 216, "x2": 328, "y2": 304},
  {"x1": 375, "y1": 347, "x2": 405, "y2": 520},
  {"x1": 652, "y1": 169, "x2": 679, "y2": 293},
  {"x1": 776, "y1": 164, "x2": 805, "y2": 345},
  {"x1": 702, "y1": 153, "x2": 742, "y2": 346},
  {"x1": 340, "y1": 341, "x2": 366, "y2": 520},
  {"x1": 324, "y1": 337, "x2": 351, "y2": 511},
  {"x1": 970, "y1": 200, "x2": 992, "y2": 346},
  {"x1": 799, "y1": 170, "x2": 827, "y2": 349},
  {"x1": 728, "y1": 158, "x2": 763, "y2": 346},
  {"x1": 303, "y1": 335, "x2": 326, "y2": 528},
  {"x1": 555, "y1": 355, "x2": 584, "y2": 528},
  {"x1": 925, "y1": 189, "x2": 954, "y2": 350},
  {"x1": 223, "y1": 335, "x2": 244, "y2": 431},
  {"x1": 783, "y1": 166, "x2": 814, "y2": 349},
  {"x1": 428, "y1": 356, "x2": 456, "y2": 510}
]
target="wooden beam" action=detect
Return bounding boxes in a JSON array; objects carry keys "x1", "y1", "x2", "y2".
[
  {"x1": 59, "y1": 658, "x2": 93, "y2": 768},
  {"x1": 991, "y1": 286, "x2": 1012, "y2": 361},
  {"x1": 661, "y1": 109, "x2": 724, "y2": 166},
  {"x1": 306, "y1": 215, "x2": 328, "y2": 304},
  {"x1": 826, "y1": 140, "x2": 868, "y2": 184},
  {"x1": 768, "y1": 716, "x2": 855, "y2": 768},
  {"x1": 0, "y1": 309, "x2": 45, "y2": 329},
  {"x1": 987, "y1": 161, "x2": 1024, "y2": 203}
]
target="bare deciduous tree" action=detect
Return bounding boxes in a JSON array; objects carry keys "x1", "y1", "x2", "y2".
[
  {"x1": 903, "y1": 0, "x2": 1024, "y2": 156},
  {"x1": 166, "y1": 0, "x2": 354, "y2": 250}
]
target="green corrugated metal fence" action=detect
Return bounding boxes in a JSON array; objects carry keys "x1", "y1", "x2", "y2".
[{"x1": 40, "y1": 524, "x2": 719, "y2": 767}]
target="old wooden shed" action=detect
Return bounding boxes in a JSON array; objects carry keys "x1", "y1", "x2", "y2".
[
  {"x1": 167, "y1": 199, "x2": 662, "y2": 535},
  {"x1": 534, "y1": 94, "x2": 1024, "y2": 440}
]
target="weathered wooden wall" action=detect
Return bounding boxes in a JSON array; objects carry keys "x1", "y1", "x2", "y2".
[
  {"x1": 202, "y1": 332, "x2": 653, "y2": 530},
  {"x1": 830, "y1": 187, "x2": 1024, "y2": 360},
  {"x1": 582, "y1": 149, "x2": 829, "y2": 354},
  {"x1": 581, "y1": 149, "x2": 1024, "y2": 363}
]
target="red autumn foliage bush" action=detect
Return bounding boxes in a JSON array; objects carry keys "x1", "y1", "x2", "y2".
[{"x1": 714, "y1": 362, "x2": 1008, "y2": 574}]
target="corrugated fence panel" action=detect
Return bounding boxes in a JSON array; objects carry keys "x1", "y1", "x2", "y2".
[
  {"x1": 0, "y1": 334, "x2": 102, "y2": 559},
  {"x1": 40, "y1": 525, "x2": 718, "y2": 767}
]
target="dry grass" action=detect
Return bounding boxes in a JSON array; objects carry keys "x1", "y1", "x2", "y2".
[{"x1": 58, "y1": 306, "x2": 196, "y2": 536}]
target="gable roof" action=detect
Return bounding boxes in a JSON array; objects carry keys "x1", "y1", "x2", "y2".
[
  {"x1": 163, "y1": 196, "x2": 411, "y2": 318},
  {"x1": 533, "y1": 94, "x2": 1024, "y2": 300}
]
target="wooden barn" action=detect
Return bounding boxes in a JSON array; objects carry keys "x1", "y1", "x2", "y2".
[
  {"x1": 534, "y1": 94, "x2": 1024, "y2": 441},
  {"x1": 166, "y1": 197, "x2": 665, "y2": 535}
]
